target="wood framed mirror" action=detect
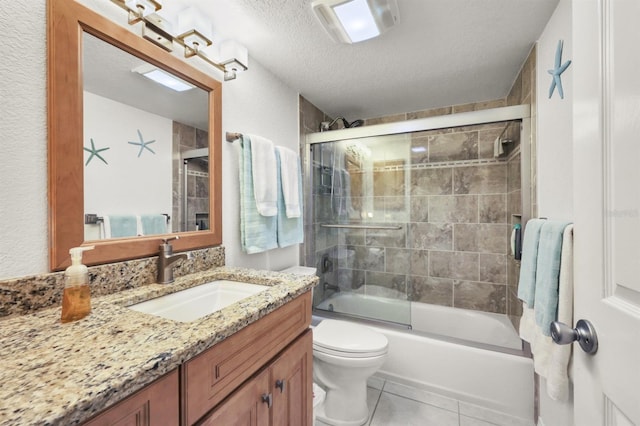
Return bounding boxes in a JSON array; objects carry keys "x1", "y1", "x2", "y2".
[{"x1": 48, "y1": 0, "x2": 222, "y2": 270}]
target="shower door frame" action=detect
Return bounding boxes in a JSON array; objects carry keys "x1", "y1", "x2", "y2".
[
  {"x1": 181, "y1": 148, "x2": 209, "y2": 233},
  {"x1": 304, "y1": 104, "x2": 532, "y2": 265}
]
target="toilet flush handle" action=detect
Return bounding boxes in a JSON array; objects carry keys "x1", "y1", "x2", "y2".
[{"x1": 275, "y1": 379, "x2": 285, "y2": 393}]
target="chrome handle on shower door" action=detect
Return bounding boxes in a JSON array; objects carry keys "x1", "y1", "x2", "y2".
[
  {"x1": 550, "y1": 319, "x2": 598, "y2": 354},
  {"x1": 320, "y1": 224, "x2": 402, "y2": 230}
]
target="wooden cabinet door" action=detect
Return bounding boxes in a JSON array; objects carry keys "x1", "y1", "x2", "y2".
[
  {"x1": 183, "y1": 292, "x2": 311, "y2": 425},
  {"x1": 199, "y1": 369, "x2": 271, "y2": 426},
  {"x1": 270, "y1": 330, "x2": 313, "y2": 426},
  {"x1": 83, "y1": 369, "x2": 178, "y2": 426}
]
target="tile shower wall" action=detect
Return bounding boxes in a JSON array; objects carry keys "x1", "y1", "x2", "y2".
[{"x1": 172, "y1": 122, "x2": 209, "y2": 233}]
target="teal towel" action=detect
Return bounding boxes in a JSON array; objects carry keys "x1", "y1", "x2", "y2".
[
  {"x1": 276, "y1": 149, "x2": 303, "y2": 247},
  {"x1": 140, "y1": 214, "x2": 167, "y2": 236},
  {"x1": 517, "y1": 219, "x2": 546, "y2": 306},
  {"x1": 107, "y1": 215, "x2": 138, "y2": 238},
  {"x1": 239, "y1": 136, "x2": 278, "y2": 254},
  {"x1": 535, "y1": 220, "x2": 572, "y2": 336}
]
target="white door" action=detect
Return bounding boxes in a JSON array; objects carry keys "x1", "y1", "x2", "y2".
[{"x1": 573, "y1": 0, "x2": 640, "y2": 424}]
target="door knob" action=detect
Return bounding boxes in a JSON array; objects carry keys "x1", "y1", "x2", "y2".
[
  {"x1": 550, "y1": 319, "x2": 598, "y2": 355},
  {"x1": 275, "y1": 379, "x2": 285, "y2": 393}
]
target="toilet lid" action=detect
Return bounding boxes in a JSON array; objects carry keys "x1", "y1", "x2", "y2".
[{"x1": 313, "y1": 319, "x2": 388, "y2": 355}]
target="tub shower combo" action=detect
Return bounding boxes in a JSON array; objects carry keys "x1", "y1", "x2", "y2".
[{"x1": 305, "y1": 105, "x2": 534, "y2": 420}]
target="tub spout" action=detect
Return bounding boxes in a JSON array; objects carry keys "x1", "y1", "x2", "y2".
[{"x1": 323, "y1": 282, "x2": 340, "y2": 292}]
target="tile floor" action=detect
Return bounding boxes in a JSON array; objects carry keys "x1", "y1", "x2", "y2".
[{"x1": 315, "y1": 377, "x2": 534, "y2": 426}]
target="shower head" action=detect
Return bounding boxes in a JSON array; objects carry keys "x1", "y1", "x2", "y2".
[{"x1": 319, "y1": 117, "x2": 365, "y2": 132}]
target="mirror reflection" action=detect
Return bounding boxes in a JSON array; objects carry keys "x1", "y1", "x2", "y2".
[{"x1": 82, "y1": 32, "x2": 210, "y2": 240}]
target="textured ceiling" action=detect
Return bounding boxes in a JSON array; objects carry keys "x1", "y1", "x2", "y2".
[
  {"x1": 185, "y1": 0, "x2": 560, "y2": 120},
  {"x1": 87, "y1": 0, "x2": 560, "y2": 123},
  {"x1": 83, "y1": 32, "x2": 209, "y2": 130}
]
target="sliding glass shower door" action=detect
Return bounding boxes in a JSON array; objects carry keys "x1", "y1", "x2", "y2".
[
  {"x1": 306, "y1": 108, "x2": 530, "y2": 331},
  {"x1": 309, "y1": 134, "x2": 413, "y2": 326}
]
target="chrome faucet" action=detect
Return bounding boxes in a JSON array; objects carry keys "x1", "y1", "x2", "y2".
[
  {"x1": 157, "y1": 237, "x2": 188, "y2": 284},
  {"x1": 323, "y1": 282, "x2": 340, "y2": 293}
]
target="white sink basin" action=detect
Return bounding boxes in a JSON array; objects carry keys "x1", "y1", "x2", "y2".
[{"x1": 128, "y1": 280, "x2": 270, "y2": 322}]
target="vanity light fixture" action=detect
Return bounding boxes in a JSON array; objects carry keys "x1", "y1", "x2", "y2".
[
  {"x1": 123, "y1": 0, "x2": 161, "y2": 24},
  {"x1": 110, "y1": 0, "x2": 248, "y2": 81},
  {"x1": 217, "y1": 39, "x2": 249, "y2": 81},
  {"x1": 311, "y1": 0, "x2": 399, "y2": 44},
  {"x1": 132, "y1": 64, "x2": 195, "y2": 92},
  {"x1": 175, "y1": 6, "x2": 212, "y2": 51}
]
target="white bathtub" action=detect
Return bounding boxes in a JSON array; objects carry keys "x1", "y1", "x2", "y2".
[
  {"x1": 316, "y1": 292, "x2": 523, "y2": 350},
  {"x1": 315, "y1": 292, "x2": 534, "y2": 420}
]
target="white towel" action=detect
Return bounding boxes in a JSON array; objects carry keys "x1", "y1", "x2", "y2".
[
  {"x1": 544, "y1": 224, "x2": 574, "y2": 400},
  {"x1": 248, "y1": 134, "x2": 278, "y2": 217},
  {"x1": 275, "y1": 149, "x2": 303, "y2": 247},
  {"x1": 275, "y1": 146, "x2": 301, "y2": 218},
  {"x1": 519, "y1": 224, "x2": 573, "y2": 401}
]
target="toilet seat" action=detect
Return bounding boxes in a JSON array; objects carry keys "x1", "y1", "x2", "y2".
[
  {"x1": 313, "y1": 344, "x2": 387, "y2": 358},
  {"x1": 313, "y1": 319, "x2": 388, "y2": 358}
]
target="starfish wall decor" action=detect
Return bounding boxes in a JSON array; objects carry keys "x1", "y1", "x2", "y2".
[
  {"x1": 84, "y1": 138, "x2": 110, "y2": 165},
  {"x1": 548, "y1": 39, "x2": 572, "y2": 99},
  {"x1": 128, "y1": 129, "x2": 156, "y2": 157}
]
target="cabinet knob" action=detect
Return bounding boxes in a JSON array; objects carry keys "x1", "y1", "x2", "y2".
[
  {"x1": 275, "y1": 379, "x2": 285, "y2": 393},
  {"x1": 261, "y1": 393, "x2": 273, "y2": 408}
]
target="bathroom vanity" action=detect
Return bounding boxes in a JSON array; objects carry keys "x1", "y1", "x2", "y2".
[
  {"x1": 0, "y1": 268, "x2": 316, "y2": 425},
  {"x1": 183, "y1": 292, "x2": 311, "y2": 425}
]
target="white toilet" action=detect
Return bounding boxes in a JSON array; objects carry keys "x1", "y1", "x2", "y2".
[{"x1": 313, "y1": 319, "x2": 388, "y2": 426}]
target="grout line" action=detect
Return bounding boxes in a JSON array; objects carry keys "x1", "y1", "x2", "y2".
[
  {"x1": 368, "y1": 384, "x2": 385, "y2": 426},
  {"x1": 380, "y1": 380, "x2": 460, "y2": 415}
]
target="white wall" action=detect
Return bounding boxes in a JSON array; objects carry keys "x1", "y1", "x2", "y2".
[
  {"x1": 0, "y1": 1, "x2": 300, "y2": 280},
  {"x1": 0, "y1": 1, "x2": 49, "y2": 279},
  {"x1": 535, "y1": 1, "x2": 575, "y2": 425},
  {"x1": 83, "y1": 92, "x2": 173, "y2": 219},
  {"x1": 536, "y1": 0, "x2": 574, "y2": 221},
  {"x1": 221, "y1": 60, "x2": 300, "y2": 271}
]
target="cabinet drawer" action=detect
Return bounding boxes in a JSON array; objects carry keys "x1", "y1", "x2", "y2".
[
  {"x1": 182, "y1": 292, "x2": 311, "y2": 425},
  {"x1": 83, "y1": 369, "x2": 179, "y2": 426}
]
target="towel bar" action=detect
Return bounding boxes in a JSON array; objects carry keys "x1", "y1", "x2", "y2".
[
  {"x1": 226, "y1": 132, "x2": 243, "y2": 142},
  {"x1": 84, "y1": 213, "x2": 171, "y2": 225}
]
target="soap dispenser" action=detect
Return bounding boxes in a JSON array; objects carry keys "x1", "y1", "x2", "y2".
[{"x1": 61, "y1": 246, "x2": 94, "y2": 323}]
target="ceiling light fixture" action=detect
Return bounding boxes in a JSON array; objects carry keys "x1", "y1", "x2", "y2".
[
  {"x1": 110, "y1": 0, "x2": 248, "y2": 81},
  {"x1": 132, "y1": 64, "x2": 195, "y2": 92},
  {"x1": 311, "y1": 0, "x2": 399, "y2": 44}
]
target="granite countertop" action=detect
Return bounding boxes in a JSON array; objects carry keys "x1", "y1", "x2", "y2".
[{"x1": 0, "y1": 267, "x2": 317, "y2": 425}]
